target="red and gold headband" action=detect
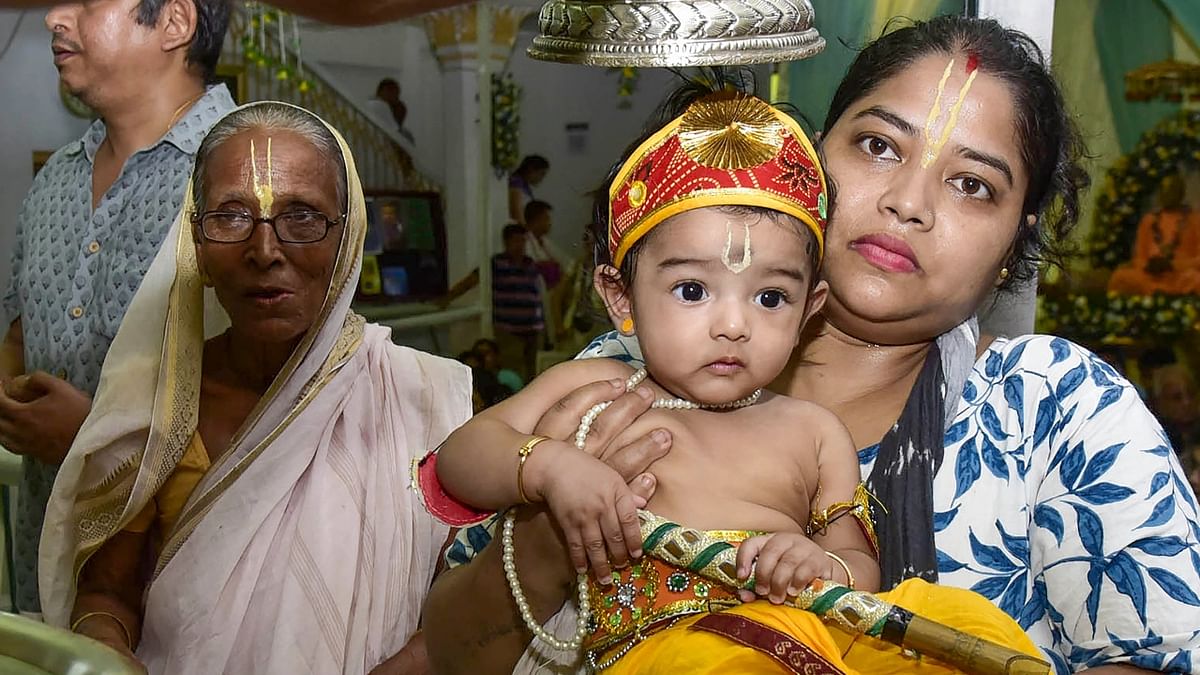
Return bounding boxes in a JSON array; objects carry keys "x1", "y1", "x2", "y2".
[{"x1": 608, "y1": 91, "x2": 827, "y2": 269}]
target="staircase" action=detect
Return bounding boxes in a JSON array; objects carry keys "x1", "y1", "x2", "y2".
[{"x1": 220, "y1": 7, "x2": 438, "y2": 194}]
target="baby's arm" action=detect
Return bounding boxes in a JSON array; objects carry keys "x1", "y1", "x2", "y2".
[
  {"x1": 804, "y1": 408, "x2": 880, "y2": 591},
  {"x1": 435, "y1": 358, "x2": 644, "y2": 577},
  {"x1": 735, "y1": 404, "x2": 880, "y2": 602}
]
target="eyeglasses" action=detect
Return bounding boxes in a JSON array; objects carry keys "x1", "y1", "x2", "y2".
[{"x1": 194, "y1": 210, "x2": 343, "y2": 244}]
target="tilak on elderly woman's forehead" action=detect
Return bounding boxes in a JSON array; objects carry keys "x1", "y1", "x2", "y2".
[
  {"x1": 249, "y1": 136, "x2": 275, "y2": 215},
  {"x1": 920, "y1": 54, "x2": 980, "y2": 168}
]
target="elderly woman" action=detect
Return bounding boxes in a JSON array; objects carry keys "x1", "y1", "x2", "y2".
[
  {"x1": 423, "y1": 16, "x2": 1200, "y2": 674},
  {"x1": 38, "y1": 102, "x2": 471, "y2": 674}
]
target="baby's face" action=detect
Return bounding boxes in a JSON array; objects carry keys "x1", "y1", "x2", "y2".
[{"x1": 625, "y1": 207, "x2": 825, "y2": 405}]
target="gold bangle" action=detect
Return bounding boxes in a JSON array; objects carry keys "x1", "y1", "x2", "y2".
[
  {"x1": 516, "y1": 435, "x2": 551, "y2": 504},
  {"x1": 72, "y1": 611, "x2": 133, "y2": 649},
  {"x1": 825, "y1": 551, "x2": 855, "y2": 590}
]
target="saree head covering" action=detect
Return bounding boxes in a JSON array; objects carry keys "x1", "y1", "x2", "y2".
[
  {"x1": 607, "y1": 91, "x2": 828, "y2": 269},
  {"x1": 39, "y1": 101, "x2": 472, "y2": 674}
]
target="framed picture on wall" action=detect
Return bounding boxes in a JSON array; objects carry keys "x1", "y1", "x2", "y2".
[{"x1": 359, "y1": 190, "x2": 448, "y2": 302}]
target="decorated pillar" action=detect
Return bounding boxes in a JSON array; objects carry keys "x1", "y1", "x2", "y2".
[
  {"x1": 423, "y1": 1, "x2": 532, "y2": 338},
  {"x1": 975, "y1": 0, "x2": 1055, "y2": 338}
]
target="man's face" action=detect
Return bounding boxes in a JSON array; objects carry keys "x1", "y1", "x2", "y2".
[{"x1": 46, "y1": 0, "x2": 166, "y2": 107}]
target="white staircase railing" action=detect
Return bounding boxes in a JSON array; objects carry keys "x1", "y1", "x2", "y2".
[{"x1": 222, "y1": 8, "x2": 438, "y2": 193}]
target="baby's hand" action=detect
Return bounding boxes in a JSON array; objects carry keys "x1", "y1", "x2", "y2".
[
  {"x1": 735, "y1": 532, "x2": 832, "y2": 604},
  {"x1": 529, "y1": 445, "x2": 646, "y2": 582}
]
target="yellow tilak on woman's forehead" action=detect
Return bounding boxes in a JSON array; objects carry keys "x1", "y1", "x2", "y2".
[
  {"x1": 920, "y1": 59, "x2": 979, "y2": 168},
  {"x1": 250, "y1": 137, "x2": 275, "y2": 214}
]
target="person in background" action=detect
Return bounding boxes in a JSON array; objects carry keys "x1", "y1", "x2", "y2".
[
  {"x1": 0, "y1": 0, "x2": 234, "y2": 616},
  {"x1": 1148, "y1": 363, "x2": 1200, "y2": 472},
  {"x1": 508, "y1": 155, "x2": 549, "y2": 225},
  {"x1": 458, "y1": 350, "x2": 509, "y2": 413},
  {"x1": 443, "y1": 226, "x2": 544, "y2": 381},
  {"x1": 0, "y1": 0, "x2": 464, "y2": 23},
  {"x1": 523, "y1": 200, "x2": 569, "y2": 347},
  {"x1": 473, "y1": 338, "x2": 524, "y2": 393},
  {"x1": 372, "y1": 77, "x2": 414, "y2": 144}
]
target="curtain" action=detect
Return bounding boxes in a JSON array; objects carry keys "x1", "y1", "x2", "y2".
[{"x1": 780, "y1": 0, "x2": 963, "y2": 134}]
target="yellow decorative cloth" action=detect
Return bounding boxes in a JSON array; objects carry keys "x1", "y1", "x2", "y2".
[
  {"x1": 123, "y1": 432, "x2": 210, "y2": 555},
  {"x1": 604, "y1": 578, "x2": 1042, "y2": 674},
  {"x1": 585, "y1": 530, "x2": 754, "y2": 662}
]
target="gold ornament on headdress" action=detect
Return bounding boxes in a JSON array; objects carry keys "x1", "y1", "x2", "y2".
[{"x1": 679, "y1": 95, "x2": 785, "y2": 170}]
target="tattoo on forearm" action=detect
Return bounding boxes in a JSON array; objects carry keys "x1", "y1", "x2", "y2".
[{"x1": 471, "y1": 620, "x2": 523, "y2": 649}]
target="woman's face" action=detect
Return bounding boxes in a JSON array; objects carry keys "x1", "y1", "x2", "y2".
[
  {"x1": 195, "y1": 128, "x2": 343, "y2": 346},
  {"x1": 820, "y1": 54, "x2": 1029, "y2": 344}
]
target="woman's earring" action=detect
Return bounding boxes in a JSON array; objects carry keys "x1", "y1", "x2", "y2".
[
  {"x1": 620, "y1": 317, "x2": 634, "y2": 334},
  {"x1": 997, "y1": 267, "x2": 1010, "y2": 284}
]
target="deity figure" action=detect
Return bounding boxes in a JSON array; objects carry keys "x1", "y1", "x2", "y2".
[{"x1": 1108, "y1": 173, "x2": 1200, "y2": 296}]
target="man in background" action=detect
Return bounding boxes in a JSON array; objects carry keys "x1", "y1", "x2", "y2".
[
  {"x1": 0, "y1": 0, "x2": 235, "y2": 615},
  {"x1": 442, "y1": 224, "x2": 544, "y2": 380},
  {"x1": 1, "y1": 0, "x2": 467, "y2": 23}
]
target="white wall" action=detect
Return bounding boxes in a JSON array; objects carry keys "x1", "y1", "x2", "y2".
[
  {"x1": 0, "y1": 9, "x2": 92, "y2": 293},
  {"x1": 303, "y1": 19, "x2": 698, "y2": 269},
  {"x1": 503, "y1": 26, "x2": 682, "y2": 261},
  {"x1": 299, "y1": 21, "x2": 446, "y2": 187}
]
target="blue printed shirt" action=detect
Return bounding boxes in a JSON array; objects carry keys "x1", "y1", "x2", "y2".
[{"x1": 0, "y1": 84, "x2": 235, "y2": 612}]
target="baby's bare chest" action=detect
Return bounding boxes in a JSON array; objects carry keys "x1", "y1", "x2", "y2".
[{"x1": 614, "y1": 409, "x2": 818, "y2": 530}]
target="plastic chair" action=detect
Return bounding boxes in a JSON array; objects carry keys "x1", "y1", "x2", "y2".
[
  {"x1": 0, "y1": 612, "x2": 141, "y2": 674},
  {"x1": 0, "y1": 445, "x2": 20, "y2": 613}
]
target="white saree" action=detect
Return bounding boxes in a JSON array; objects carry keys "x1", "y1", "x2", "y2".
[{"x1": 39, "y1": 102, "x2": 471, "y2": 675}]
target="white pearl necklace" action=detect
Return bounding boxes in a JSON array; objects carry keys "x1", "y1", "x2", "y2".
[
  {"x1": 501, "y1": 510, "x2": 591, "y2": 652},
  {"x1": 501, "y1": 368, "x2": 763, "y2": 656},
  {"x1": 574, "y1": 368, "x2": 762, "y2": 449}
]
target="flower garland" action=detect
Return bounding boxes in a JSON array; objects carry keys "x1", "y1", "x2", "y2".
[
  {"x1": 241, "y1": 3, "x2": 313, "y2": 94},
  {"x1": 1088, "y1": 109, "x2": 1200, "y2": 269},
  {"x1": 1036, "y1": 291, "x2": 1200, "y2": 343},
  {"x1": 491, "y1": 72, "x2": 521, "y2": 176},
  {"x1": 610, "y1": 67, "x2": 639, "y2": 109}
]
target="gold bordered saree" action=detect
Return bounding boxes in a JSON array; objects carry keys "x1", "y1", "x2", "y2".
[{"x1": 39, "y1": 102, "x2": 472, "y2": 675}]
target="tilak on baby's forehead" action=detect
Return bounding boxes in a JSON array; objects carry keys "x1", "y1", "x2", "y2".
[
  {"x1": 920, "y1": 54, "x2": 980, "y2": 169},
  {"x1": 249, "y1": 136, "x2": 275, "y2": 215},
  {"x1": 721, "y1": 222, "x2": 753, "y2": 274}
]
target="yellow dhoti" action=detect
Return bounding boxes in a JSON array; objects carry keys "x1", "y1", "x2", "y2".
[{"x1": 602, "y1": 578, "x2": 1041, "y2": 674}]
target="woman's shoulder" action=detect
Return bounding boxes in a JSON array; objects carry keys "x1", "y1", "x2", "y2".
[
  {"x1": 970, "y1": 333, "x2": 1129, "y2": 399},
  {"x1": 960, "y1": 333, "x2": 1148, "y2": 444},
  {"x1": 578, "y1": 330, "x2": 644, "y2": 367}
]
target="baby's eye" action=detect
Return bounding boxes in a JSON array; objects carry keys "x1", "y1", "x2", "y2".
[
  {"x1": 756, "y1": 290, "x2": 789, "y2": 309},
  {"x1": 672, "y1": 282, "x2": 708, "y2": 303}
]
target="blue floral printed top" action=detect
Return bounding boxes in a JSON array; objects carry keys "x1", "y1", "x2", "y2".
[{"x1": 446, "y1": 332, "x2": 1200, "y2": 672}]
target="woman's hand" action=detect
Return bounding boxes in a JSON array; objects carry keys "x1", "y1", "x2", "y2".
[
  {"x1": 74, "y1": 616, "x2": 147, "y2": 674},
  {"x1": 422, "y1": 377, "x2": 672, "y2": 675},
  {"x1": 526, "y1": 442, "x2": 646, "y2": 580},
  {"x1": 533, "y1": 377, "x2": 669, "y2": 489},
  {"x1": 735, "y1": 533, "x2": 832, "y2": 604}
]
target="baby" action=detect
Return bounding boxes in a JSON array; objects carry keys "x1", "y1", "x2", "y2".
[{"x1": 429, "y1": 91, "x2": 1039, "y2": 673}]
